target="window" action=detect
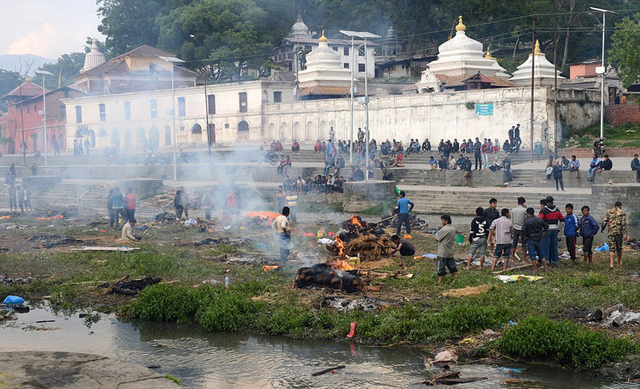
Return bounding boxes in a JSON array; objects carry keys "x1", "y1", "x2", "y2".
[
  {"x1": 60, "y1": 105, "x2": 66, "y2": 119},
  {"x1": 207, "y1": 94, "x2": 216, "y2": 115},
  {"x1": 178, "y1": 97, "x2": 186, "y2": 117},
  {"x1": 344, "y1": 63, "x2": 350, "y2": 69},
  {"x1": 273, "y1": 91, "x2": 282, "y2": 103},
  {"x1": 332, "y1": 46, "x2": 338, "y2": 51},
  {"x1": 344, "y1": 47, "x2": 349, "y2": 56},
  {"x1": 75, "y1": 106, "x2": 82, "y2": 123},
  {"x1": 225, "y1": 123, "x2": 229, "y2": 129},
  {"x1": 179, "y1": 125, "x2": 185, "y2": 132},
  {"x1": 358, "y1": 63, "x2": 365, "y2": 73},
  {"x1": 305, "y1": 45, "x2": 311, "y2": 51},
  {"x1": 238, "y1": 121, "x2": 249, "y2": 132},
  {"x1": 239, "y1": 92, "x2": 247, "y2": 113},
  {"x1": 124, "y1": 101, "x2": 131, "y2": 120},
  {"x1": 99, "y1": 103, "x2": 106, "y2": 122},
  {"x1": 150, "y1": 99, "x2": 157, "y2": 118},
  {"x1": 149, "y1": 63, "x2": 156, "y2": 73}
]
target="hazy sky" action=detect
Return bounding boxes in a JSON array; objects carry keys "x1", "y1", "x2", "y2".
[{"x1": 0, "y1": 0, "x2": 102, "y2": 59}]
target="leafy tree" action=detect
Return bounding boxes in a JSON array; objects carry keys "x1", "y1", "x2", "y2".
[
  {"x1": 33, "y1": 53, "x2": 85, "y2": 89},
  {"x1": 0, "y1": 70, "x2": 22, "y2": 111},
  {"x1": 610, "y1": 14, "x2": 640, "y2": 88}
]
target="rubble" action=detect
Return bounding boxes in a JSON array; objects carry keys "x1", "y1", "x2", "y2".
[
  {"x1": 321, "y1": 296, "x2": 390, "y2": 312},
  {"x1": 28, "y1": 235, "x2": 91, "y2": 248},
  {"x1": 586, "y1": 304, "x2": 640, "y2": 327},
  {"x1": 100, "y1": 276, "x2": 162, "y2": 296},
  {"x1": 0, "y1": 223, "x2": 33, "y2": 230},
  {"x1": 0, "y1": 276, "x2": 33, "y2": 285},
  {"x1": 155, "y1": 211, "x2": 177, "y2": 224}
]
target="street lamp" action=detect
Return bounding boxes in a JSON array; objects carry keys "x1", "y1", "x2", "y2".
[
  {"x1": 340, "y1": 30, "x2": 380, "y2": 179},
  {"x1": 590, "y1": 6, "x2": 616, "y2": 141},
  {"x1": 35, "y1": 70, "x2": 53, "y2": 168},
  {"x1": 159, "y1": 56, "x2": 186, "y2": 181}
]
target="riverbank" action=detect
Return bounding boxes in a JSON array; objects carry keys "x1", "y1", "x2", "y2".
[{"x1": 2, "y1": 212, "x2": 640, "y2": 380}]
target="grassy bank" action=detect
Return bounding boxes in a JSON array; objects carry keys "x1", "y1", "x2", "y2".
[
  {"x1": 2, "y1": 216, "x2": 640, "y2": 371},
  {"x1": 563, "y1": 122, "x2": 640, "y2": 148}
]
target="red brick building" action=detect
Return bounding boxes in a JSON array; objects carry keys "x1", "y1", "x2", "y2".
[{"x1": 0, "y1": 81, "x2": 84, "y2": 155}]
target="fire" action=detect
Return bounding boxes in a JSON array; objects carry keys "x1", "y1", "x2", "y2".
[
  {"x1": 349, "y1": 216, "x2": 362, "y2": 228},
  {"x1": 335, "y1": 236, "x2": 346, "y2": 257},
  {"x1": 329, "y1": 258, "x2": 355, "y2": 271}
]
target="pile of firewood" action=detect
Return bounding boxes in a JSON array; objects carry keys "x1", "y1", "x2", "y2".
[{"x1": 345, "y1": 235, "x2": 394, "y2": 261}]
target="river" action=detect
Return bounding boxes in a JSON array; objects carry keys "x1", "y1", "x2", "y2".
[{"x1": 0, "y1": 303, "x2": 635, "y2": 388}]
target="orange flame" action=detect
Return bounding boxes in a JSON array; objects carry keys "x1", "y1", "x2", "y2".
[
  {"x1": 335, "y1": 236, "x2": 346, "y2": 257},
  {"x1": 349, "y1": 216, "x2": 362, "y2": 228},
  {"x1": 329, "y1": 258, "x2": 355, "y2": 271}
]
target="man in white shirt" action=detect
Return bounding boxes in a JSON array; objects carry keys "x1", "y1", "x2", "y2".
[
  {"x1": 271, "y1": 207, "x2": 292, "y2": 261},
  {"x1": 121, "y1": 219, "x2": 140, "y2": 242},
  {"x1": 510, "y1": 197, "x2": 527, "y2": 263}
]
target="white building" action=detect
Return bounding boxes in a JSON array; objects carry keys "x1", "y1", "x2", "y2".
[
  {"x1": 511, "y1": 40, "x2": 565, "y2": 87},
  {"x1": 273, "y1": 16, "x2": 376, "y2": 79},
  {"x1": 62, "y1": 80, "x2": 295, "y2": 150}
]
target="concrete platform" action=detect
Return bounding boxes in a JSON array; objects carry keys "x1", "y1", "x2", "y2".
[{"x1": 0, "y1": 351, "x2": 177, "y2": 388}]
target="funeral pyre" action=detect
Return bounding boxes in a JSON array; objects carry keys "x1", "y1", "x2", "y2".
[{"x1": 295, "y1": 216, "x2": 394, "y2": 293}]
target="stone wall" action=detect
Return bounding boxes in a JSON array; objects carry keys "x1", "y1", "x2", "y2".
[
  {"x1": 21, "y1": 176, "x2": 62, "y2": 190},
  {"x1": 116, "y1": 179, "x2": 163, "y2": 199},
  {"x1": 266, "y1": 87, "x2": 600, "y2": 150},
  {"x1": 560, "y1": 147, "x2": 640, "y2": 158},
  {"x1": 605, "y1": 104, "x2": 640, "y2": 126},
  {"x1": 592, "y1": 184, "x2": 640, "y2": 219},
  {"x1": 343, "y1": 180, "x2": 396, "y2": 212}
]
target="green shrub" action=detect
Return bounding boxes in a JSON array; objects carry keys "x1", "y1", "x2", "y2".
[
  {"x1": 498, "y1": 316, "x2": 633, "y2": 368},
  {"x1": 129, "y1": 284, "x2": 195, "y2": 322},
  {"x1": 198, "y1": 291, "x2": 263, "y2": 332}
]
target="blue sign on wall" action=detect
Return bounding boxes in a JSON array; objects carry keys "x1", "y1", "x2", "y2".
[{"x1": 475, "y1": 103, "x2": 494, "y2": 116}]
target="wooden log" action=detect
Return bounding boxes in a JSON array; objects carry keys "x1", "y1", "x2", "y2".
[
  {"x1": 492, "y1": 263, "x2": 532, "y2": 274},
  {"x1": 312, "y1": 365, "x2": 346, "y2": 377},
  {"x1": 425, "y1": 377, "x2": 488, "y2": 385}
]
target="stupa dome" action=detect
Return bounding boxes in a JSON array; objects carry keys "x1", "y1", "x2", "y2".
[
  {"x1": 81, "y1": 39, "x2": 106, "y2": 73},
  {"x1": 510, "y1": 40, "x2": 565, "y2": 86},
  {"x1": 290, "y1": 15, "x2": 311, "y2": 37},
  {"x1": 304, "y1": 32, "x2": 342, "y2": 71}
]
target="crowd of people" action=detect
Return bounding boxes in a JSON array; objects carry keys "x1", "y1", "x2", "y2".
[{"x1": 106, "y1": 186, "x2": 140, "y2": 241}]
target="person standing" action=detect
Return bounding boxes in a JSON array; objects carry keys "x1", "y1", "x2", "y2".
[
  {"x1": 481, "y1": 139, "x2": 490, "y2": 170},
  {"x1": 201, "y1": 189, "x2": 214, "y2": 220},
  {"x1": 84, "y1": 138, "x2": 91, "y2": 155},
  {"x1": 631, "y1": 154, "x2": 640, "y2": 183},
  {"x1": 24, "y1": 186, "x2": 32, "y2": 211},
  {"x1": 124, "y1": 188, "x2": 136, "y2": 222},
  {"x1": 462, "y1": 156, "x2": 472, "y2": 186},
  {"x1": 490, "y1": 208, "x2": 513, "y2": 271},
  {"x1": 435, "y1": 214, "x2": 457, "y2": 283},
  {"x1": 16, "y1": 185, "x2": 25, "y2": 213},
  {"x1": 552, "y1": 160, "x2": 564, "y2": 191},
  {"x1": 8, "y1": 184, "x2": 16, "y2": 212},
  {"x1": 31, "y1": 162, "x2": 38, "y2": 176},
  {"x1": 53, "y1": 138, "x2": 60, "y2": 156},
  {"x1": 539, "y1": 196, "x2": 564, "y2": 266},
  {"x1": 521, "y1": 207, "x2": 549, "y2": 274},
  {"x1": 466, "y1": 207, "x2": 488, "y2": 270},
  {"x1": 107, "y1": 188, "x2": 115, "y2": 229},
  {"x1": 510, "y1": 197, "x2": 527, "y2": 263},
  {"x1": 473, "y1": 138, "x2": 482, "y2": 170},
  {"x1": 396, "y1": 191, "x2": 415, "y2": 236},
  {"x1": 174, "y1": 190, "x2": 185, "y2": 220},
  {"x1": 579, "y1": 205, "x2": 599, "y2": 264},
  {"x1": 272, "y1": 206, "x2": 292, "y2": 262},
  {"x1": 73, "y1": 139, "x2": 78, "y2": 156},
  {"x1": 111, "y1": 187, "x2": 126, "y2": 229},
  {"x1": 180, "y1": 187, "x2": 190, "y2": 219},
  {"x1": 484, "y1": 198, "x2": 499, "y2": 257},
  {"x1": 602, "y1": 201, "x2": 627, "y2": 269},
  {"x1": 564, "y1": 203, "x2": 580, "y2": 265}
]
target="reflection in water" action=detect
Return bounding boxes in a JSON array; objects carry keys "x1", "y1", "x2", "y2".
[{"x1": 0, "y1": 304, "x2": 635, "y2": 388}]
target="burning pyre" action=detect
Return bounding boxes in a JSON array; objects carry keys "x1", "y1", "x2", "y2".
[{"x1": 294, "y1": 215, "x2": 394, "y2": 293}]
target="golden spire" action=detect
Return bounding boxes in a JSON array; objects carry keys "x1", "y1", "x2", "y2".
[
  {"x1": 484, "y1": 47, "x2": 495, "y2": 59},
  {"x1": 319, "y1": 30, "x2": 327, "y2": 43},
  {"x1": 534, "y1": 39, "x2": 542, "y2": 55},
  {"x1": 25, "y1": 76, "x2": 31, "y2": 82},
  {"x1": 455, "y1": 15, "x2": 466, "y2": 32}
]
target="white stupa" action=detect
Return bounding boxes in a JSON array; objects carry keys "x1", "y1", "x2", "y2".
[
  {"x1": 510, "y1": 40, "x2": 564, "y2": 87},
  {"x1": 81, "y1": 39, "x2": 106, "y2": 73},
  {"x1": 428, "y1": 16, "x2": 509, "y2": 78},
  {"x1": 290, "y1": 15, "x2": 312, "y2": 38},
  {"x1": 297, "y1": 32, "x2": 352, "y2": 93}
]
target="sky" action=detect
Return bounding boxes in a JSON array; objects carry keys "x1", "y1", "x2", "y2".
[{"x1": 0, "y1": 0, "x2": 102, "y2": 59}]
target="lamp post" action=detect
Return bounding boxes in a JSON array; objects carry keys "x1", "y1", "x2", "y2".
[
  {"x1": 590, "y1": 6, "x2": 615, "y2": 141},
  {"x1": 340, "y1": 30, "x2": 380, "y2": 175},
  {"x1": 35, "y1": 70, "x2": 53, "y2": 168},
  {"x1": 159, "y1": 56, "x2": 186, "y2": 181}
]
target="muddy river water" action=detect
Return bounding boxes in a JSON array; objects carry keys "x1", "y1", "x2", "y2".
[{"x1": 0, "y1": 303, "x2": 636, "y2": 388}]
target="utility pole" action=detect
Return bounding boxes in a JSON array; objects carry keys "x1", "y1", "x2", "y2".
[
  {"x1": 530, "y1": 19, "x2": 536, "y2": 163},
  {"x1": 551, "y1": 0, "x2": 559, "y2": 158},
  {"x1": 19, "y1": 80, "x2": 26, "y2": 166},
  {"x1": 590, "y1": 7, "x2": 616, "y2": 141}
]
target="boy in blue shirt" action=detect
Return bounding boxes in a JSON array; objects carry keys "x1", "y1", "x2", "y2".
[
  {"x1": 564, "y1": 203, "x2": 580, "y2": 265},
  {"x1": 396, "y1": 191, "x2": 415, "y2": 236},
  {"x1": 579, "y1": 205, "x2": 599, "y2": 264}
]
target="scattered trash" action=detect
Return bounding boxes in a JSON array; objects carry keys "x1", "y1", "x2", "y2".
[
  {"x1": 415, "y1": 254, "x2": 438, "y2": 260},
  {"x1": 3, "y1": 295, "x2": 24, "y2": 306},
  {"x1": 586, "y1": 304, "x2": 640, "y2": 327},
  {"x1": 500, "y1": 367, "x2": 525, "y2": 374},
  {"x1": 322, "y1": 296, "x2": 389, "y2": 312},
  {"x1": 496, "y1": 275, "x2": 542, "y2": 283},
  {"x1": 347, "y1": 321, "x2": 357, "y2": 338},
  {"x1": 262, "y1": 265, "x2": 280, "y2": 272},
  {"x1": 432, "y1": 350, "x2": 458, "y2": 364},
  {"x1": 318, "y1": 238, "x2": 335, "y2": 245},
  {"x1": 29, "y1": 235, "x2": 90, "y2": 249},
  {"x1": 595, "y1": 242, "x2": 609, "y2": 252},
  {"x1": 183, "y1": 218, "x2": 198, "y2": 226},
  {"x1": 71, "y1": 246, "x2": 140, "y2": 252}
]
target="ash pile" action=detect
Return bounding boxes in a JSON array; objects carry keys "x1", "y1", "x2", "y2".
[{"x1": 29, "y1": 235, "x2": 91, "y2": 249}]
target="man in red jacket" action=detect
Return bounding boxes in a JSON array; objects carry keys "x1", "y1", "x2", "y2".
[
  {"x1": 539, "y1": 195, "x2": 564, "y2": 266},
  {"x1": 124, "y1": 188, "x2": 136, "y2": 223}
]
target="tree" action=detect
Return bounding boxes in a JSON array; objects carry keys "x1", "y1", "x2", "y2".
[
  {"x1": 610, "y1": 14, "x2": 640, "y2": 88},
  {"x1": 0, "y1": 70, "x2": 22, "y2": 111},
  {"x1": 34, "y1": 53, "x2": 85, "y2": 88}
]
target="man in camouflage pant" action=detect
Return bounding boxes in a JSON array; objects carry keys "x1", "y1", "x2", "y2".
[{"x1": 602, "y1": 201, "x2": 627, "y2": 269}]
